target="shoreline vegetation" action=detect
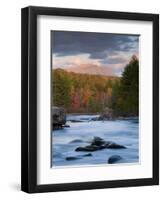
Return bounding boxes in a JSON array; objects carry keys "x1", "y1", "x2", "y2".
[
  {"x1": 52, "y1": 55, "x2": 138, "y2": 115},
  {"x1": 52, "y1": 55, "x2": 139, "y2": 129}
]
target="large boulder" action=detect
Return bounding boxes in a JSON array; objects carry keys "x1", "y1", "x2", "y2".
[
  {"x1": 99, "y1": 107, "x2": 114, "y2": 120},
  {"x1": 52, "y1": 106, "x2": 66, "y2": 128},
  {"x1": 91, "y1": 137, "x2": 105, "y2": 146},
  {"x1": 91, "y1": 137, "x2": 126, "y2": 149},
  {"x1": 75, "y1": 145, "x2": 104, "y2": 152},
  {"x1": 75, "y1": 137, "x2": 126, "y2": 152},
  {"x1": 108, "y1": 155, "x2": 122, "y2": 164}
]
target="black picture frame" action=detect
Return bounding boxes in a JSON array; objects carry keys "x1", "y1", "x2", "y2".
[{"x1": 21, "y1": 6, "x2": 159, "y2": 193}]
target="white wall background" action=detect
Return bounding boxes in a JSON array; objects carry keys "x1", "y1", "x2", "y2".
[{"x1": 0, "y1": 0, "x2": 162, "y2": 199}]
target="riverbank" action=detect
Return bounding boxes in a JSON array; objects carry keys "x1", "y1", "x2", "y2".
[
  {"x1": 52, "y1": 106, "x2": 138, "y2": 130},
  {"x1": 66, "y1": 114, "x2": 138, "y2": 123}
]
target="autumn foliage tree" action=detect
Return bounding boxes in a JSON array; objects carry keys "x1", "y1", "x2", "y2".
[
  {"x1": 52, "y1": 55, "x2": 139, "y2": 116},
  {"x1": 52, "y1": 69, "x2": 117, "y2": 113}
]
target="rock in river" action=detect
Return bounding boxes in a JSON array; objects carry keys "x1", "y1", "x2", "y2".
[
  {"x1": 65, "y1": 153, "x2": 92, "y2": 161},
  {"x1": 69, "y1": 139, "x2": 84, "y2": 144},
  {"x1": 91, "y1": 137, "x2": 126, "y2": 148},
  {"x1": 105, "y1": 142, "x2": 126, "y2": 149},
  {"x1": 99, "y1": 107, "x2": 114, "y2": 120},
  {"x1": 108, "y1": 155, "x2": 122, "y2": 164},
  {"x1": 65, "y1": 156, "x2": 81, "y2": 161},
  {"x1": 63, "y1": 124, "x2": 70, "y2": 128},
  {"x1": 91, "y1": 137, "x2": 105, "y2": 146},
  {"x1": 75, "y1": 136, "x2": 126, "y2": 152},
  {"x1": 52, "y1": 106, "x2": 66, "y2": 129},
  {"x1": 75, "y1": 145, "x2": 103, "y2": 152}
]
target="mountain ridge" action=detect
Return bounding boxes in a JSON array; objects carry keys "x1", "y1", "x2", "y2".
[{"x1": 53, "y1": 68, "x2": 119, "y2": 79}]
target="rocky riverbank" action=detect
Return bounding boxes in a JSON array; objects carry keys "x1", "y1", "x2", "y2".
[{"x1": 52, "y1": 107, "x2": 138, "y2": 130}]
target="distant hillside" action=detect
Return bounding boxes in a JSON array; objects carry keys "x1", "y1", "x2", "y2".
[
  {"x1": 64, "y1": 63, "x2": 114, "y2": 76},
  {"x1": 52, "y1": 68, "x2": 119, "y2": 113},
  {"x1": 53, "y1": 68, "x2": 118, "y2": 80}
]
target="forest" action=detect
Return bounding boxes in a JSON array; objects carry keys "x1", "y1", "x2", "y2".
[{"x1": 52, "y1": 55, "x2": 139, "y2": 116}]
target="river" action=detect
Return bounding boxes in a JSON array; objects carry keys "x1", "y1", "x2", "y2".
[{"x1": 52, "y1": 114, "x2": 139, "y2": 167}]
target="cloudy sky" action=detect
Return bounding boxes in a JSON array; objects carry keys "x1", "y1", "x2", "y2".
[{"x1": 52, "y1": 31, "x2": 139, "y2": 76}]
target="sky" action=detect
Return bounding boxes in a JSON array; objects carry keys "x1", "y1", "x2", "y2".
[{"x1": 52, "y1": 31, "x2": 139, "y2": 76}]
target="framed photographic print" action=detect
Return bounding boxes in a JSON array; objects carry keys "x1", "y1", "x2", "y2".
[{"x1": 21, "y1": 6, "x2": 159, "y2": 193}]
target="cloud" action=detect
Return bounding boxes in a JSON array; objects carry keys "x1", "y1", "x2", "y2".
[
  {"x1": 53, "y1": 53, "x2": 101, "y2": 69},
  {"x1": 52, "y1": 31, "x2": 139, "y2": 59},
  {"x1": 52, "y1": 31, "x2": 139, "y2": 76},
  {"x1": 101, "y1": 51, "x2": 138, "y2": 65},
  {"x1": 53, "y1": 53, "x2": 128, "y2": 76}
]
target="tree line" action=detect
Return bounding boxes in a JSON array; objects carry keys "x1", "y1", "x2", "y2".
[{"x1": 52, "y1": 55, "x2": 139, "y2": 116}]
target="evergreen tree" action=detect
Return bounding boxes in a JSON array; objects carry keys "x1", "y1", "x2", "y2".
[{"x1": 112, "y1": 55, "x2": 139, "y2": 116}]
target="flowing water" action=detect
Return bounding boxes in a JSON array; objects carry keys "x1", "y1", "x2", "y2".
[{"x1": 52, "y1": 115, "x2": 139, "y2": 167}]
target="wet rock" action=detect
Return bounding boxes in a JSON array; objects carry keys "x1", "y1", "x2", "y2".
[
  {"x1": 91, "y1": 137, "x2": 105, "y2": 146},
  {"x1": 75, "y1": 145, "x2": 102, "y2": 152},
  {"x1": 52, "y1": 106, "x2": 66, "y2": 128},
  {"x1": 53, "y1": 126, "x2": 64, "y2": 130},
  {"x1": 64, "y1": 124, "x2": 70, "y2": 128},
  {"x1": 91, "y1": 117, "x2": 100, "y2": 121},
  {"x1": 75, "y1": 137, "x2": 126, "y2": 152},
  {"x1": 99, "y1": 107, "x2": 114, "y2": 120},
  {"x1": 108, "y1": 155, "x2": 122, "y2": 164},
  {"x1": 65, "y1": 153, "x2": 92, "y2": 161},
  {"x1": 91, "y1": 137, "x2": 126, "y2": 149},
  {"x1": 69, "y1": 139, "x2": 84, "y2": 143},
  {"x1": 65, "y1": 156, "x2": 81, "y2": 161},
  {"x1": 105, "y1": 142, "x2": 126, "y2": 149},
  {"x1": 69, "y1": 119, "x2": 84, "y2": 123}
]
